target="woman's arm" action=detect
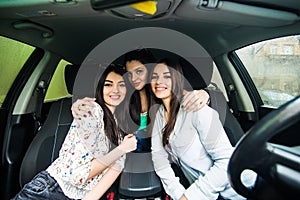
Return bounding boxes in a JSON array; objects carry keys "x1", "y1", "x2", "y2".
[
  {"x1": 88, "y1": 134, "x2": 136, "y2": 180},
  {"x1": 185, "y1": 106, "x2": 233, "y2": 200},
  {"x1": 182, "y1": 89, "x2": 210, "y2": 112},
  {"x1": 84, "y1": 137, "x2": 137, "y2": 199},
  {"x1": 71, "y1": 89, "x2": 210, "y2": 119},
  {"x1": 75, "y1": 103, "x2": 136, "y2": 180},
  {"x1": 83, "y1": 166, "x2": 122, "y2": 200},
  {"x1": 71, "y1": 97, "x2": 96, "y2": 119}
]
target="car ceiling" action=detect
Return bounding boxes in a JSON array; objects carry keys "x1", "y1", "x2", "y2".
[{"x1": 0, "y1": 0, "x2": 300, "y2": 64}]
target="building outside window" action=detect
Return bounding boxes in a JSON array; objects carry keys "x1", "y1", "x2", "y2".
[
  {"x1": 283, "y1": 45, "x2": 294, "y2": 55},
  {"x1": 270, "y1": 44, "x2": 278, "y2": 54}
]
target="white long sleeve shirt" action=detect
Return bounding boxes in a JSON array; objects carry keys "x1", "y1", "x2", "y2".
[{"x1": 151, "y1": 105, "x2": 247, "y2": 200}]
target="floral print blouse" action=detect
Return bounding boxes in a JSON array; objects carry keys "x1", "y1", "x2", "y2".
[{"x1": 47, "y1": 102, "x2": 125, "y2": 199}]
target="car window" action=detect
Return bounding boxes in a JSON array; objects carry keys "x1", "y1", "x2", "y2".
[
  {"x1": 235, "y1": 35, "x2": 300, "y2": 108},
  {"x1": 44, "y1": 60, "x2": 72, "y2": 102},
  {"x1": 0, "y1": 36, "x2": 35, "y2": 107}
]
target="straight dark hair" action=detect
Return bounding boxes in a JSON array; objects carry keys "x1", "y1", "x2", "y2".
[
  {"x1": 95, "y1": 64, "x2": 130, "y2": 146},
  {"x1": 151, "y1": 58, "x2": 185, "y2": 147}
]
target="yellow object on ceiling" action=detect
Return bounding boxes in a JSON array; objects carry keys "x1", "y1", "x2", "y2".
[{"x1": 130, "y1": 1, "x2": 157, "y2": 15}]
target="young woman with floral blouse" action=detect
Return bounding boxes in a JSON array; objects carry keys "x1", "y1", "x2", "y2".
[{"x1": 12, "y1": 64, "x2": 137, "y2": 200}]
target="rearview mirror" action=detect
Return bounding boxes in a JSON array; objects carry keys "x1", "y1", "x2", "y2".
[{"x1": 91, "y1": 0, "x2": 149, "y2": 10}]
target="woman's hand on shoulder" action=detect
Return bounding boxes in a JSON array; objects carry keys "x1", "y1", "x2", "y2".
[
  {"x1": 118, "y1": 134, "x2": 137, "y2": 153},
  {"x1": 71, "y1": 97, "x2": 96, "y2": 119},
  {"x1": 182, "y1": 89, "x2": 210, "y2": 112}
]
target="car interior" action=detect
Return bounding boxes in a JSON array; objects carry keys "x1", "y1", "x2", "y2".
[{"x1": 1, "y1": 0, "x2": 300, "y2": 200}]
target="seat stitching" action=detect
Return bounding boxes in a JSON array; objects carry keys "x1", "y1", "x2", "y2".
[{"x1": 51, "y1": 99, "x2": 64, "y2": 161}]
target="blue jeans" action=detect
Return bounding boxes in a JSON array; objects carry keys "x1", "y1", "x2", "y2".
[
  {"x1": 133, "y1": 129, "x2": 151, "y2": 153},
  {"x1": 11, "y1": 171, "x2": 74, "y2": 200}
]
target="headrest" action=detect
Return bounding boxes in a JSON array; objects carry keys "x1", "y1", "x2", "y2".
[
  {"x1": 64, "y1": 64, "x2": 80, "y2": 95},
  {"x1": 179, "y1": 57, "x2": 211, "y2": 90}
]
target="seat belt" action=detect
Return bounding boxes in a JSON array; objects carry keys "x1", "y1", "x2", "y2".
[
  {"x1": 227, "y1": 83, "x2": 240, "y2": 118},
  {"x1": 34, "y1": 73, "x2": 51, "y2": 132}
]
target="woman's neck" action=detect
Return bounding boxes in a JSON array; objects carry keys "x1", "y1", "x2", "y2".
[
  {"x1": 106, "y1": 104, "x2": 115, "y2": 114},
  {"x1": 139, "y1": 89, "x2": 148, "y2": 113}
]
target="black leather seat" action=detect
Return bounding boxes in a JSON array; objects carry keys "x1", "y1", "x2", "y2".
[
  {"x1": 19, "y1": 64, "x2": 79, "y2": 187},
  {"x1": 207, "y1": 84, "x2": 244, "y2": 146},
  {"x1": 180, "y1": 57, "x2": 244, "y2": 146}
]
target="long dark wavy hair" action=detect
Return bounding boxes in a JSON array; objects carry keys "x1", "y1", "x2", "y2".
[
  {"x1": 123, "y1": 48, "x2": 156, "y2": 132},
  {"x1": 150, "y1": 58, "x2": 185, "y2": 147},
  {"x1": 95, "y1": 64, "x2": 130, "y2": 147}
]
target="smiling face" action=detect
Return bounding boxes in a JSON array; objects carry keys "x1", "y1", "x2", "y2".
[
  {"x1": 151, "y1": 63, "x2": 173, "y2": 102},
  {"x1": 103, "y1": 71, "x2": 126, "y2": 113},
  {"x1": 126, "y1": 60, "x2": 148, "y2": 91}
]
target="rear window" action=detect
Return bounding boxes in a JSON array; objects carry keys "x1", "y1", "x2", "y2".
[
  {"x1": 45, "y1": 60, "x2": 72, "y2": 102},
  {"x1": 0, "y1": 36, "x2": 35, "y2": 107}
]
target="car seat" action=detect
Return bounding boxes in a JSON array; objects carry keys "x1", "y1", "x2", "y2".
[
  {"x1": 180, "y1": 57, "x2": 244, "y2": 146},
  {"x1": 207, "y1": 83, "x2": 244, "y2": 146},
  {"x1": 19, "y1": 64, "x2": 79, "y2": 187}
]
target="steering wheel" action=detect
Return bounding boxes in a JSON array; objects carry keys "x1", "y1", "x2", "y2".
[{"x1": 228, "y1": 95, "x2": 300, "y2": 198}]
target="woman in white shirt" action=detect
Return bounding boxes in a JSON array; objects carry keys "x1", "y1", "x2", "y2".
[
  {"x1": 12, "y1": 64, "x2": 137, "y2": 200},
  {"x1": 150, "y1": 58, "x2": 248, "y2": 200}
]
